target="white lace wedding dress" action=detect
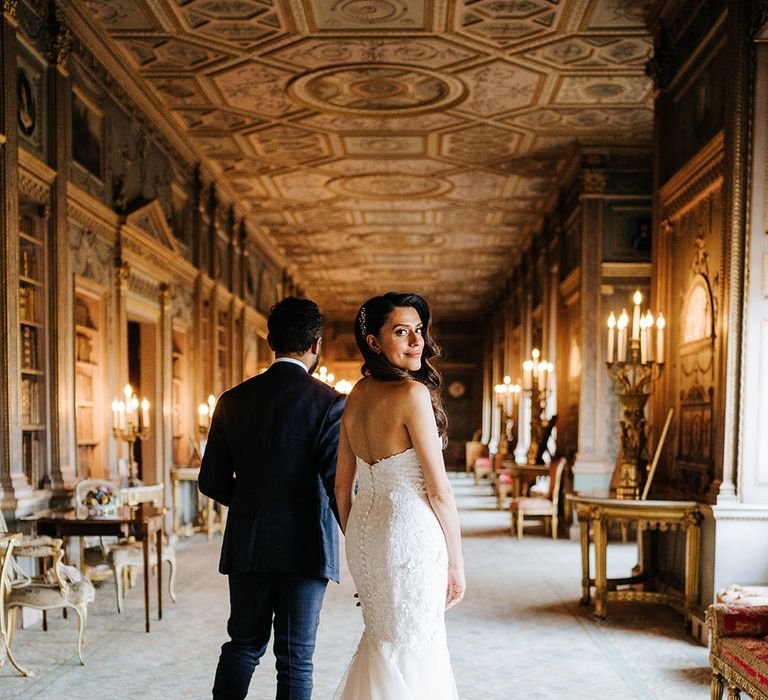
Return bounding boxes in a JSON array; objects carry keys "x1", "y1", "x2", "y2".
[{"x1": 334, "y1": 447, "x2": 459, "y2": 700}]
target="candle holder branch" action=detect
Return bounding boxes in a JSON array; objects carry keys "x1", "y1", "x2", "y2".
[{"x1": 113, "y1": 423, "x2": 151, "y2": 487}]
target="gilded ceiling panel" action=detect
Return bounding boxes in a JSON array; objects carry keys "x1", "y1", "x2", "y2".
[
  {"x1": 306, "y1": 0, "x2": 428, "y2": 31},
  {"x1": 268, "y1": 38, "x2": 476, "y2": 70},
  {"x1": 81, "y1": 0, "x2": 654, "y2": 319},
  {"x1": 455, "y1": 60, "x2": 542, "y2": 116},
  {"x1": 211, "y1": 61, "x2": 298, "y2": 116},
  {"x1": 454, "y1": 0, "x2": 566, "y2": 47},
  {"x1": 342, "y1": 134, "x2": 426, "y2": 156}
]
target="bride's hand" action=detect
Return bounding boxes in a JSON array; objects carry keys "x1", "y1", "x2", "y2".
[{"x1": 445, "y1": 565, "x2": 465, "y2": 610}]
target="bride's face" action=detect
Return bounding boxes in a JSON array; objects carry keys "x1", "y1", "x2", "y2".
[{"x1": 368, "y1": 306, "x2": 424, "y2": 372}]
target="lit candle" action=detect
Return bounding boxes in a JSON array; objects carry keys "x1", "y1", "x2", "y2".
[
  {"x1": 118, "y1": 400, "x2": 126, "y2": 431},
  {"x1": 112, "y1": 399, "x2": 120, "y2": 430},
  {"x1": 124, "y1": 384, "x2": 134, "y2": 425},
  {"x1": 632, "y1": 291, "x2": 642, "y2": 341},
  {"x1": 523, "y1": 360, "x2": 533, "y2": 391},
  {"x1": 617, "y1": 309, "x2": 628, "y2": 362},
  {"x1": 639, "y1": 316, "x2": 648, "y2": 365},
  {"x1": 198, "y1": 403, "x2": 209, "y2": 429},
  {"x1": 327, "y1": 373, "x2": 335, "y2": 384},
  {"x1": 645, "y1": 311, "x2": 654, "y2": 362},
  {"x1": 131, "y1": 397, "x2": 139, "y2": 428},
  {"x1": 607, "y1": 312, "x2": 616, "y2": 363},
  {"x1": 538, "y1": 361, "x2": 549, "y2": 390},
  {"x1": 207, "y1": 394, "x2": 216, "y2": 417},
  {"x1": 532, "y1": 349, "x2": 540, "y2": 380},
  {"x1": 141, "y1": 398, "x2": 150, "y2": 429},
  {"x1": 656, "y1": 313, "x2": 665, "y2": 363}
]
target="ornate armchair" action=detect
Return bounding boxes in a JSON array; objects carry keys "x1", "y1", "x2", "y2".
[
  {"x1": 0, "y1": 533, "x2": 31, "y2": 676},
  {"x1": 707, "y1": 603, "x2": 768, "y2": 700},
  {"x1": 3, "y1": 533, "x2": 95, "y2": 671},
  {"x1": 74, "y1": 478, "x2": 178, "y2": 614},
  {"x1": 509, "y1": 457, "x2": 567, "y2": 540}
]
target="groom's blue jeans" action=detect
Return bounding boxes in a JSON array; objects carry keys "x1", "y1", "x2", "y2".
[{"x1": 212, "y1": 572, "x2": 328, "y2": 700}]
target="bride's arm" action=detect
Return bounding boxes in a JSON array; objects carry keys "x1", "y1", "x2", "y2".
[
  {"x1": 334, "y1": 419, "x2": 357, "y2": 535},
  {"x1": 403, "y1": 382, "x2": 465, "y2": 608}
]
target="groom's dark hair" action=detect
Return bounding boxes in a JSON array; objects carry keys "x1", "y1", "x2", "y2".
[{"x1": 267, "y1": 297, "x2": 323, "y2": 354}]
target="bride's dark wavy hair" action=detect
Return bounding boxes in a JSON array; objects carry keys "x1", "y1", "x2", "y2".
[{"x1": 354, "y1": 292, "x2": 447, "y2": 445}]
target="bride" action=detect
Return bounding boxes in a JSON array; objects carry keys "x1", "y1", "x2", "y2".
[{"x1": 334, "y1": 292, "x2": 464, "y2": 700}]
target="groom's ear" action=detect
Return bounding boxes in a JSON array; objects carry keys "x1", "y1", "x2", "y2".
[{"x1": 310, "y1": 336, "x2": 322, "y2": 354}]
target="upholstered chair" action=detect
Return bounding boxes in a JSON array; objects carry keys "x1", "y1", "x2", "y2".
[
  {"x1": 74, "y1": 478, "x2": 178, "y2": 614},
  {"x1": 4, "y1": 534, "x2": 95, "y2": 670},
  {"x1": 0, "y1": 533, "x2": 31, "y2": 676},
  {"x1": 509, "y1": 457, "x2": 567, "y2": 540}
]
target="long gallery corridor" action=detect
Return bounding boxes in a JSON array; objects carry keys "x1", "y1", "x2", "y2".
[{"x1": 4, "y1": 476, "x2": 708, "y2": 700}]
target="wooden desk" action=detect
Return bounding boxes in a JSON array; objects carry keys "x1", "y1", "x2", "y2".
[
  {"x1": 567, "y1": 495, "x2": 702, "y2": 627},
  {"x1": 170, "y1": 466, "x2": 225, "y2": 540},
  {"x1": 24, "y1": 504, "x2": 164, "y2": 633}
]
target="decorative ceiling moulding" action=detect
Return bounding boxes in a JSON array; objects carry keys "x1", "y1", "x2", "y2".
[
  {"x1": 287, "y1": 64, "x2": 467, "y2": 117},
  {"x1": 327, "y1": 173, "x2": 453, "y2": 199},
  {"x1": 305, "y1": 0, "x2": 432, "y2": 32}
]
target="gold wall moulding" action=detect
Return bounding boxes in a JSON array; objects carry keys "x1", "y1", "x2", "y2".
[
  {"x1": 328, "y1": 173, "x2": 453, "y2": 199},
  {"x1": 287, "y1": 63, "x2": 467, "y2": 116}
]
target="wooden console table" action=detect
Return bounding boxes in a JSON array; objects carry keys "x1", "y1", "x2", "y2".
[
  {"x1": 567, "y1": 495, "x2": 702, "y2": 627},
  {"x1": 24, "y1": 504, "x2": 164, "y2": 633}
]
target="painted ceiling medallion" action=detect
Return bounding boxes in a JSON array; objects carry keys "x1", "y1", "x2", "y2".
[
  {"x1": 328, "y1": 173, "x2": 453, "y2": 199},
  {"x1": 288, "y1": 64, "x2": 466, "y2": 116}
]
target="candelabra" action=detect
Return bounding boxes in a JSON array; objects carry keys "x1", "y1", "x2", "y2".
[
  {"x1": 521, "y1": 349, "x2": 554, "y2": 465},
  {"x1": 494, "y1": 376, "x2": 520, "y2": 455},
  {"x1": 606, "y1": 291, "x2": 666, "y2": 499},
  {"x1": 111, "y1": 384, "x2": 151, "y2": 487},
  {"x1": 197, "y1": 394, "x2": 217, "y2": 455}
]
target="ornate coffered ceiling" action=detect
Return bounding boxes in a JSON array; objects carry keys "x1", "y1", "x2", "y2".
[{"x1": 79, "y1": 0, "x2": 653, "y2": 319}]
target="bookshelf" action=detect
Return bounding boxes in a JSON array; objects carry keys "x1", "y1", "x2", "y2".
[
  {"x1": 74, "y1": 295, "x2": 102, "y2": 478},
  {"x1": 19, "y1": 207, "x2": 47, "y2": 487}
]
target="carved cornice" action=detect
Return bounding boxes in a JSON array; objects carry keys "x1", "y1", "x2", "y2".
[
  {"x1": 128, "y1": 270, "x2": 160, "y2": 302},
  {"x1": 659, "y1": 132, "x2": 725, "y2": 219}
]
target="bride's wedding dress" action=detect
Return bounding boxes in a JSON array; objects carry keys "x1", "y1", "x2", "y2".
[{"x1": 334, "y1": 447, "x2": 459, "y2": 699}]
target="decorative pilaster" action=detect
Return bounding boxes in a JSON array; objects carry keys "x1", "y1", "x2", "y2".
[
  {"x1": 574, "y1": 167, "x2": 612, "y2": 495},
  {"x1": 47, "y1": 7, "x2": 75, "y2": 491},
  {"x1": 719, "y1": 0, "x2": 752, "y2": 503},
  {"x1": 0, "y1": 5, "x2": 28, "y2": 506},
  {"x1": 113, "y1": 261, "x2": 130, "y2": 482},
  {"x1": 159, "y1": 284, "x2": 174, "y2": 523}
]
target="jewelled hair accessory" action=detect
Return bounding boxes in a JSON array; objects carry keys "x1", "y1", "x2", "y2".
[{"x1": 358, "y1": 306, "x2": 367, "y2": 337}]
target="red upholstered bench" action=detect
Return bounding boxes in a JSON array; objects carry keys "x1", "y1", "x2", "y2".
[{"x1": 706, "y1": 603, "x2": 768, "y2": 699}]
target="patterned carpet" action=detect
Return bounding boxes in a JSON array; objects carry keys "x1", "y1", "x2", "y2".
[{"x1": 3, "y1": 476, "x2": 710, "y2": 699}]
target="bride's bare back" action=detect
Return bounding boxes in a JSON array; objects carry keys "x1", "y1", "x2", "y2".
[{"x1": 342, "y1": 376, "x2": 414, "y2": 464}]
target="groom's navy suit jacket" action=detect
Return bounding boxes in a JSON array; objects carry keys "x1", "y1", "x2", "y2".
[{"x1": 199, "y1": 361, "x2": 346, "y2": 582}]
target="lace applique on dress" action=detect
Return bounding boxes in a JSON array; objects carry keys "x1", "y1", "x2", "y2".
[{"x1": 334, "y1": 448, "x2": 459, "y2": 700}]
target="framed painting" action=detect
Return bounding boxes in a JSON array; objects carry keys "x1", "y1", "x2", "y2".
[{"x1": 72, "y1": 90, "x2": 103, "y2": 180}]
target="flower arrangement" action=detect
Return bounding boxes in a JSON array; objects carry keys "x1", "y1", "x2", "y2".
[{"x1": 82, "y1": 485, "x2": 118, "y2": 515}]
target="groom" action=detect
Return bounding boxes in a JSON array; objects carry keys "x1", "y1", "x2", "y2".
[{"x1": 199, "y1": 297, "x2": 346, "y2": 700}]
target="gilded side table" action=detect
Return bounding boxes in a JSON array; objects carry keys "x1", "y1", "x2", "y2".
[
  {"x1": 170, "y1": 466, "x2": 224, "y2": 540},
  {"x1": 567, "y1": 495, "x2": 702, "y2": 627}
]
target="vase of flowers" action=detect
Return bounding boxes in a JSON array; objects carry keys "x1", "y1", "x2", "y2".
[{"x1": 83, "y1": 485, "x2": 118, "y2": 516}]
